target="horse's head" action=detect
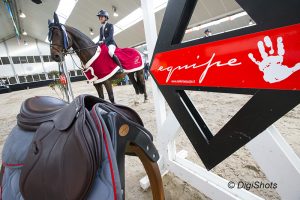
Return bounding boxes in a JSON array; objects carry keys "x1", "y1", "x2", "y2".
[{"x1": 48, "y1": 13, "x2": 72, "y2": 62}]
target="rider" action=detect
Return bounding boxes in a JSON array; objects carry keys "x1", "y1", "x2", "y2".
[{"x1": 96, "y1": 10, "x2": 124, "y2": 73}]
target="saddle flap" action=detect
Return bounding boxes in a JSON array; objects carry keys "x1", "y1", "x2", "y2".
[
  {"x1": 53, "y1": 97, "x2": 81, "y2": 131},
  {"x1": 20, "y1": 96, "x2": 101, "y2": 199}
]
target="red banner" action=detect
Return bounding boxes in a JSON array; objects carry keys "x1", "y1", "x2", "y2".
[{"x1": 151, "y1": 24, "x2": 300, "y2": 90}]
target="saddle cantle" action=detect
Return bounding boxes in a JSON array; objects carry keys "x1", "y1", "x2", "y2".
[
  {"x1": 17, "y1": 96, "x2": 67, "y2": 131},
  {"x1": 19, "y1": 95, "x2": 101, "y2": 199}
]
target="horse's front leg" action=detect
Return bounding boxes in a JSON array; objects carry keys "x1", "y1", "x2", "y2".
[
  {"x1": 94, "y1": 83, "x2": 104, "y2": 100},
  {"x1": 104, "y1": 80, "x2": 115, "y2": 104}
]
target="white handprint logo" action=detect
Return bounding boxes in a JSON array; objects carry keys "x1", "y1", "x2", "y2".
[{"x1": 248, "y1": 36, "x2": 300, "y2": 83}]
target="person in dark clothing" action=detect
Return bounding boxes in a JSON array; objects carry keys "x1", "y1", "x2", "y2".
[
  {"x1": 204, "y1": 29, "x2": 212, "y2": 37},
  {"x1": 96, "y1": 10, "x2": 124, "y2": 73},
  {"x1": 144, "y1": 62, "x2": 150, "y2": 80}
]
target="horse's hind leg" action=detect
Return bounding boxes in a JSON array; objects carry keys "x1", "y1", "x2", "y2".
[
  {"x1": 136, "y1": 70, "x2": 148, "y2": 102},
  {"x1": 143, "y1": 85, "x2": 148, "y2": 102},
  {"x1": 94, "y1": 83, "x2": 104, "y2": 100},
  {"x1": 104, "y1": 80, "x2": 115, "y2": 104},
  {"x1": 128, "y1": 73, "x2": 139, "y2": 95}
]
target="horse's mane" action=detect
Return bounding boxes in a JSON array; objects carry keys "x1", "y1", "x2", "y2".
[{"x1": 66, "y1": 26, "x2": 95, "y2": 45}]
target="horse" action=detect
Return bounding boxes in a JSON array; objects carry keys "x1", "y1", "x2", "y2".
[{"x1": 48, "y1": 14, "x2": 148, "y2": 104}]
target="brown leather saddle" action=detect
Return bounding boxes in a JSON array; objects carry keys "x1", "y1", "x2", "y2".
[
  {"x1": 18, "y1": 95, "x2": 102, "y2": 199},
  {"x1": 13, "y1": 94, "x2": 164, "y2": 199}
]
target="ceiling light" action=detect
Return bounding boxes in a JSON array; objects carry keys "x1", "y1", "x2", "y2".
[
  {"x1": 56, "y1": 0, "x2": 78, "y2": 24},
  {"x1": 185, "y1": 11, "x2": 249, "y2": 34},
  {"x1": 112, "y1": 6, "x2": 118, "y2": 17},
  {"x1": 19, "y1": 10, "x2": 26, "y2": 18},
  {"x1": 24, "y1": 40, "x2": 28, "y2": 46},
  {"x1": 115, "y1": 8, "x2": 143, "y2": 30},
  {"x1": 89, "y1": 28, "x2": 94, "y2": 35},
  {"x1": 153, "y1": 0, "x2": 168, "y2": 13},
  {"x1": 44, "y1": 0, "x2": 78, "y2": 41},
  {"x1": 32, "y1": 0, "x2": 42, "y2": 4},
  {"x1": 22, "y1": 30, "x2": 27, "y2": 35}
]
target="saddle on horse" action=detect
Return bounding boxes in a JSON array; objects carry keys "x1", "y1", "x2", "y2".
[{"x1": 1, "y1": 95, "x2": 164, "y2": 199}]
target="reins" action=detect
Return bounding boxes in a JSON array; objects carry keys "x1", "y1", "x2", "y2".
[
  {"x1": 64, "y1": 45, "x2": 99, "y2": 55},
  {"x1": 50, "y1": 43, "x2": 98, "y2": 55}
]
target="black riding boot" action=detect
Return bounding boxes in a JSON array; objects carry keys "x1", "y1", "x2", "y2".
[{"x1": 112, "y1": 54, "x2": 124, "y2": 73}]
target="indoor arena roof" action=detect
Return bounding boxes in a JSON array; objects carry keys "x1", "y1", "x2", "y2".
[{"x1": 0, "y1": 0, "x2": 253, "y2": 48}]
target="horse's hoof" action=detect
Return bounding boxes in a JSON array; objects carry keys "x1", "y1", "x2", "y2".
[{"x1": 144, "y1": 99, "x2": 149, "y2": 103}]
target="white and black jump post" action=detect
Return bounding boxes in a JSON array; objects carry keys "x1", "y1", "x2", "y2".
[{"x1": 141, "y1": 0, "x2": 300, "y2": 199}]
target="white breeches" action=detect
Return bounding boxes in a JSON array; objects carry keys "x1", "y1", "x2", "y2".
[{"x1": 108, "y1": 44, "x2": 116, "y2": 57}]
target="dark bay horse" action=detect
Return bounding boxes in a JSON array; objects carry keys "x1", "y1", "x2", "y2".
[{"x1": 48, "y1": 14, "x2": 147, "y2": 104}]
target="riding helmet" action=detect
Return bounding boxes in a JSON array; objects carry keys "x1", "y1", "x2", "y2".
[{"x1": 97, "y1": 10, "x2": 109, "y2": 19}]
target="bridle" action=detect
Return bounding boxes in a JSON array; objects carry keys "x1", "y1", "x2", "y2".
[
  {"x1": 48, "y1": 23, "x2": 71, "y2": 57},
  {"x1": 48, "y1": 23, "x2": 98, "y2": 70},
  {"x1": 48, "y1": 23, "x2": 98, "y2": 57}
]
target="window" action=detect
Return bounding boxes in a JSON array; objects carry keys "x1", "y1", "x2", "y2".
[
  {"x1": 48, "y1": 72, "x2": 58, "y2": 79},
  {"x1": 34, "y1": 56, "x2": 41, "y2": 63},
  {"x1": 70, "y1": 71, "x2": 75, "y2": 77},
  {"x1": 1, "y1": 78, "x2": 8, "y2": 85},
  {"x1": 1, "y1": 57, "x2": 10, "y2": 65},
  {"x1": 27, "y1": 56, "x2": 34, "y2": 63},
  {"x1": 19, "y1": 76, "x2": 26, "y2": 83},
  {"x1": 9, "y1": 77, "x2": 17, "y2": 84},
  {"x1": 39, "y1": 74, "x2": 46, "y2": 80},
  {"x1": 12, "y1": 57, "x2": 20, "y2": 64},
  {"x1": 26, "y1": 75, "x2": 33, "y2": 82},
  {"x1": 33, "y1": 74, "x2": 40, "y2": 81},
  {"x1": 49, "y1": 55, "x2": 54, "y2": 62},
  {"x1": 76, "y1": 70, "x2": 82, "y2": 76},
  {"x1": 20, "y1": 56, "x2": 28, "y2": 63},
  {"x1": 43, "y1": 55, "x2": 49, "y2": 62}
]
